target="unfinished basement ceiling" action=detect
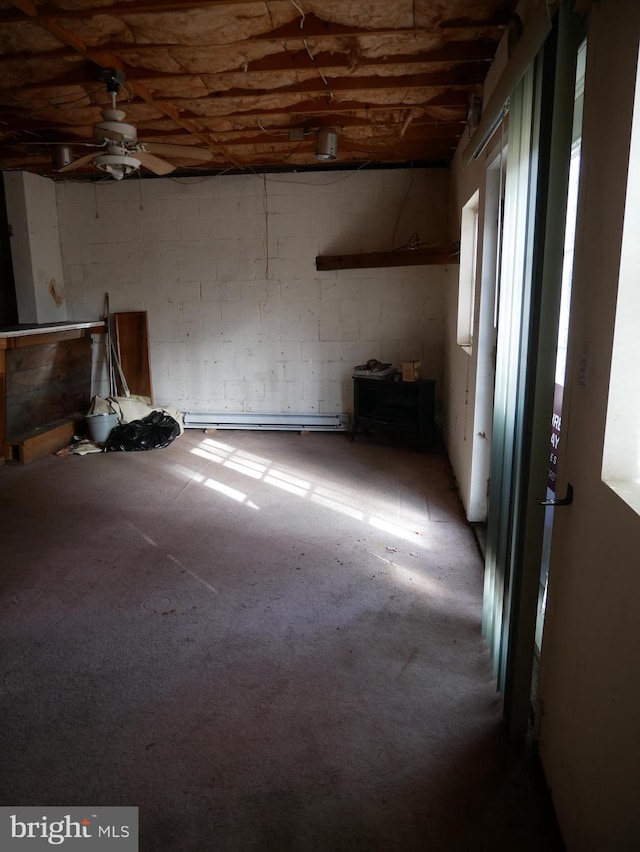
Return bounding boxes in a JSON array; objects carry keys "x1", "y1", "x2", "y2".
[{"x1": 0, "y1": 0, "x2": 517, "y2": 178}]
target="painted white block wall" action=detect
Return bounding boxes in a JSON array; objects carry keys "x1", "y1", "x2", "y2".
[
  {"x1": 55, "y1": 168, "x2": 454, "y2": 415},
  {"x1": 5, "y1": 171, "x2": 68, "y2": 324}
]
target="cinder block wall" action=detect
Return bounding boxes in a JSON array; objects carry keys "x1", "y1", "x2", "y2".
[{"x1": 56, "y1": 169, "x2": 454, "y2": 415}]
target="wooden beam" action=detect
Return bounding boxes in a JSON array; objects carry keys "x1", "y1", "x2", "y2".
[
  {"x1": 39, "y1": 17, "x2": 90, "y2": 53},
  {"x1": 262, "y1": 89, "x2": 469, "y2": 123},
  {"x1": 0, "y1": 0, "x2": 266, "y2": 23},
  {"x1": 0, "y1": 37, "x2": 497, "y2": 76},
  {"x1": 158, "y1": 121, "x2": 464, "y2": 149},
  {"x1": 7, "y1": 328, "x2": 88, "y2": 348},
  {"x1": 243, "y1": 147, "x2": 456, "y2": 167},
  {"x1": 0, "y1": 98, "x2": 469, "y2": 153},
  {"x1": 160, "y1": 65, "x2": 486, "y2": 104},
  {"x1": 171, "y1": 45, "x2": 484, "y2": 84},
  {"x1": 5, "y1": 0, "x2": 36, "y2": 16},
  {"x1": 4, "y1": 2, "x2": 218, "y2": 156},
  {"x1": 114, "y1": 41, "x2": 493, "y2": 78},
  {"x1": 35, "y1": 67, "x2": 482, "y2": 100},
  {"x1": 139, "y1": 82, "x2": 479, "y2": 129},
  {"x1": 204, "y1": 115, "x2": 466, "y2": 134},
  {"x1": 222, "y1": 136, "x2": 460, "y2": 159},
  {"x1": 2, "y1": 10, "x2": 226, "y2": 161},
  {"x1": 67, "y1": 57, "x2": 485, "y2": 97},
  {"x1": 0, "y1": 87, "x2": 467, "y2": 128},
  {"x1": 316, "y1": 245, "x2": 459, "y2": 271},
  {"x1": 0, "y1": 4, "x2": 509, "y2": 30},
  {"x1": 198, "y1": 91, "x2": 470, "y2": 121},
  {"x1": 237, "y1": 40, "x2": 497, "y2": 74},
  {"x1": 252, "y1": 12, "x2": 508, "y2": 42},
  {"x1": 164, "y1": 100, "x2": 466, "y2": 124}
]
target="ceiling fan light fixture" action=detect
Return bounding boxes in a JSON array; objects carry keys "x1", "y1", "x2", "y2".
[
  {"x1": 315, "y1": 128, "x2": 338, "y2": 160},
  {"x1": 94, "y1": 152, "x2": 140, "y2": 180},
  {"x1": 35, "y1": 69, "x2": 213, "y2": 179}
]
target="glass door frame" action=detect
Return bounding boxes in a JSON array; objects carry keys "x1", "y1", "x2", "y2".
[{"x1": 482, "y1": 7, "x2": 587, "y2": 739}]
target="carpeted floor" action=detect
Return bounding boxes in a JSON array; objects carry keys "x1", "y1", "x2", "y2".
[{"x1": 0, "y1": 429, "x2": 562, "y2": 851}]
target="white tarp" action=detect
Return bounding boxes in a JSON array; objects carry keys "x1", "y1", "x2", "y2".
[{"x1": 88, "y1": 395, "x2": 184, "y2": 434}]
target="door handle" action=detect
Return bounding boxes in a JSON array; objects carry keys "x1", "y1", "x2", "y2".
[{"x1": 538, "y1": 483, "x2": 573, "y2": 507}]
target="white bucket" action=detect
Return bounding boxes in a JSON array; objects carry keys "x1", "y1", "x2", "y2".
[{"x1": 86, "y1": 412, "x2": 118, "y2": 444}]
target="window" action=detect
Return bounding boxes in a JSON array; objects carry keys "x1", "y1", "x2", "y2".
[
  {"x1": 602, "y1": 44, "x2": 640, "y2": 514},
  {"x1": 457, "y1": 190, "x2": 480, "y2": 351}
]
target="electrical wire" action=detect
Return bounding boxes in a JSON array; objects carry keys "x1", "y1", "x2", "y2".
[
  {"x1": 169, "y1": 173, "x2": 224, "y2": 184},
  {"x1": 302, "y1": 38, "x2": 333, "y2": 99},
  {"x1": 260, "y1": 161, "x2": 373, "y2": 186},
  {"x1": 391, "y1": 164, "x2": 414, "y2": 250},
  {"x1": 263, "y1": 173, "x2": 270, "y2": 279},
  {"x1": 288, "y1": 0, "x2": 305, "y2": 29},
  {"x1": 257, "y1": 119, "x2": 287, "y2": 137},
  {"x1": 1, "y1": 85, "x2": 105, "y2": 112},
  {"x1": 149, "y1": 160, "x2": 374, "y2": 188},
  {"x1": 410, "y1": 239, "x2": 457, "y2": 252}
]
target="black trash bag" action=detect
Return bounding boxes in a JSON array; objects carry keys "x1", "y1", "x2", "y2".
[{"x1": 104, "y1": 410, "x2": 181, "y2": 452}]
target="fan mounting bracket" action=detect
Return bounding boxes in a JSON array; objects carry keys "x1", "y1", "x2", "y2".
[{"x1": 98, "y1": 67, "x2": 125, "y2": 94}]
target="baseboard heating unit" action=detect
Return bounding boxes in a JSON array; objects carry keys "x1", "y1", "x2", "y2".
[{"x1": 184, "y1": 412, "x2": 349, "y2": 432}]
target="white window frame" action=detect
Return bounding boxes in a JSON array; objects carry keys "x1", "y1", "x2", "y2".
[
  {"x1": 457, "y1": 190, "x2": 480, "y2": 352},
  {"x1": 602, "y1": 44, "x2": 640, "y2": 515}
]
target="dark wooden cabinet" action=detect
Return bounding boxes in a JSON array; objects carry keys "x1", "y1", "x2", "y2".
[{"x1": 351, "y1": 376, "x2": 436, "y2": 448}]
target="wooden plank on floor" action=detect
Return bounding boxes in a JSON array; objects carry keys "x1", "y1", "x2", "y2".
[{"x1": 17, "y1": 419, "x2": 75, "y2": 463}]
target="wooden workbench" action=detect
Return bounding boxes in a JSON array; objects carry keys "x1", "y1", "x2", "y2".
[{"x1": 0, "y1": 321, "x2": 104, "y2": 463}]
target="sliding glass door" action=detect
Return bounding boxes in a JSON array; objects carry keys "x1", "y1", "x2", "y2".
[{"x1": 482, "y1": 9, "x2": 585, "y2": 739}]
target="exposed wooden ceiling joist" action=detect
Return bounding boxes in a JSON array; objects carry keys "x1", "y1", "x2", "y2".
[
  {"x1": 0, "y1": 0, "x2": 515, "y2": 178},
  {"x1": 0, "y1": 38, "x2": 498, "y2": 78},
  {"x1": 251, "y1": 12, "x2": 510, "y2": 42}
]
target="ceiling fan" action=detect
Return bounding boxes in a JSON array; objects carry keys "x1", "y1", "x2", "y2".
[{"x1": 56, "y1": 68, "x2": 214, "y2": 179}]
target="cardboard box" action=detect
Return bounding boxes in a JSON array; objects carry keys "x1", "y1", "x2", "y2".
[{"x1": 401, "y1": 361, "x2": 422, "y2": 382}]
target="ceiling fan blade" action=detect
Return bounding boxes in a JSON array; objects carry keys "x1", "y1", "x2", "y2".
[
  {"x1": 57, "y1": 152, "x2": 97, "y2": 172},
  {"x1": 143, "y1": 143, "x2": 213, "y2": 161},
  {"x1": 135, "y1": 150, "x2": 176, "y2": 176}
]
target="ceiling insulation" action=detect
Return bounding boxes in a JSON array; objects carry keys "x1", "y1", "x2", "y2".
[{"x1": 0, "y1": 0, "x2": 517, "y2": 178}]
